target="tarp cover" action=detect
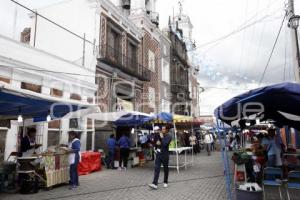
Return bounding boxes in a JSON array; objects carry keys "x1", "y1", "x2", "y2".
[
  {"x1": 0, "y1": 85, "x2": 96, "y2": 122},
  {"x1": 143, "y1": 112, "x2": 194, "y2": 123},
  {"x1": 214, "y1": 82, "x2": 300, "y2": 129},
  {"x1": 86, "y1": 111, "x2": 153, "y2": 126}
]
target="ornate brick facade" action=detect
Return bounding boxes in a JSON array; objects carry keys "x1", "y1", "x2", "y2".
[
  {"x1": 141, "y1": 30, "x2": 160, "y2": 113},
  {"x1": 96, "y1": 75, "x2": 110, "y2": 112},
  {"x1": 100, "y1": 14, "x2": 107, "y2": 58}
]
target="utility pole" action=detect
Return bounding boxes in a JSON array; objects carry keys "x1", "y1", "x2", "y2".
[{"x1": 287, "y1": 0, "x2": 300, "y2": 82}]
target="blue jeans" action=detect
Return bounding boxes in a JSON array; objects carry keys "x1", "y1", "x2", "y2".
[
  {"x1": 70, "y1": 162, "x2": 79, "y2": 186},
  {"x1": 107, "y1": 149, "x2": 115, "y2": 168},
  {"x1": 267, "y1": 155, "x2": 276, "y2": 167}
]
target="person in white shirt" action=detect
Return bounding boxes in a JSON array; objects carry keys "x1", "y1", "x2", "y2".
[{"x1": 204, "y1": 132, "x2": 214, "y2": 156}]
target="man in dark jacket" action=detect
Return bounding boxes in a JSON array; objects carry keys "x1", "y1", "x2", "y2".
[
  {"x1": 148, "y1": 126, "x2": 172, "y2": 189},
  {"x1": 117, "y1": 133, "x2": 130, "y2": 170}
]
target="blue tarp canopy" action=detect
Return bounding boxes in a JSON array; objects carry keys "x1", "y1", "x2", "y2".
[
  {"x1": 214, "y1": 82, "x2": 300, "y2": 129},
  {"x1": 114, "y1": 111, "x2": 153, "y2": 126},
  {"x1": 0, "y1": 86, "x2": 96, "y2": 122},
  {"x1": 86, "y1": 111, "x2": 153, "y2": 126}
]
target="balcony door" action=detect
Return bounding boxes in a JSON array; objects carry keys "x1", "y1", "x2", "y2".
[
  {"x1": 107, "y1": 26, "x2": 121, "y2": 64},
  {"x1": 127, "y1": 42, "x2": 137, "y2": 71}
]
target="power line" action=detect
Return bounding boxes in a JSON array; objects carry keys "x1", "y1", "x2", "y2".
[
  {"x1": 195, "y1": 4, "x2": 283, "y2": 50},
  {"x1": 259, "y1": 13, "x2": 286, "y2": 85},
  {"x1": 10, "y1": 0, "x2": 95, "y2": 45}
]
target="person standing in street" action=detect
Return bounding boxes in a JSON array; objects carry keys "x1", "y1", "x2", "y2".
[
  {"x1": 118, "y1": 133, "x2": 130, "y2": 170},
  {"x1": 189, "y1": 132, "x2": 197, "y2": 154},
  {"x1": 148, "y1": 126, "x2": 172, "y2": 190},
  {"x1": 106, "y1": 134, "x2": 117, "y2": 169},
  {"x1": 204, "y1": 131, "x2": 213, "y2": 156},
  {"x1": 68, "y1": 131, "x2": 81, "y2": 190},
  {"x1": 262, "y1": 128, "x2": 285, "y2": 167}
]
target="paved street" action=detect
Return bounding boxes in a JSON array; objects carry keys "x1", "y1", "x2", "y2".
[{"x1": 1, "y1": 152, "x2": 226, "y2": 200}]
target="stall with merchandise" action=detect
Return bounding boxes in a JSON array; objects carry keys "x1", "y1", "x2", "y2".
[
  {"x1": 0, "y1": 84, "x2": 99, "y2": 193},
  {"x1": 215, "y1": 82, "x2": 300, "y2": 200}
]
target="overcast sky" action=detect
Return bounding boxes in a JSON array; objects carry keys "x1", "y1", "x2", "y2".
[
  {"x1": 157, "y1": 0, "x2": 300, "y2": 115},
  {"x1": 1, "y1": 0, "x2": 299, "y2": 115}
]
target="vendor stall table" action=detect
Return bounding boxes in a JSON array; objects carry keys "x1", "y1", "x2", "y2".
[
  {"x1": 43, "y1": 154, "x2": 69, "y2": 188},
  {"x1": 169, "y1": 147, "x2": 193, "y2": 173},
  {"x1": 78, "y1": 152, "x2": 101, "y2": 175}
]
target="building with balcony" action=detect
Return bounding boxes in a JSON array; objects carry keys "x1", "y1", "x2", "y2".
[
  {"x1": 97, "y1": 0, "x2": 148, "y2": 114},
  {"x1": 165, "y1": 21, "x2": 191, "y2": 116},
  {"x1": 170, "y1": 7, "x2": 201, "y2": 117},
  {"x1": 160, "y1": 30, "x2": 172, "y2": 113},
  {"x1": 127, "y1": 0, "x2": 162, "y2": 114}
]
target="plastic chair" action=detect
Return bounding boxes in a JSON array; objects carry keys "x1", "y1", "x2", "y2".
[
  {"x1": 286, "y1": 171, "x2": 300, "y2": 200},
  {"x1": 263, "y1": 167, "x2": 283, "y2": 200}
]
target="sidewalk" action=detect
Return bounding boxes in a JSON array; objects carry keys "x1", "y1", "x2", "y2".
[{"x1": 1, "y1": 152, "x2": 227, "y2": 200}]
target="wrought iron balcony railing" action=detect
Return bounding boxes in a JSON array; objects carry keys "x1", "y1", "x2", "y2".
[{"x1": 98, "y1": 44, "x2": 151, "y2": 81}]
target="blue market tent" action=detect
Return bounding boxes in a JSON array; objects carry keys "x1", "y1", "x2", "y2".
[
  {"x1": 214, "y1": 82, "x2": 300, "y2": 129},
  {"x1": 0, "y1": 85, "x2": 98, "y2": 122},
  {"x1": 114, "y1": 112, "x2": 153, "y2": 126},
  {"x1": 142, "y1": 112, "x2": 194, "y2": 123},
  {"x1": 86, "y1": 111, "x2": 153, "y2": 126},
  {"x1": 214, "y1": 82, "x2": 300, "y2": 200}
]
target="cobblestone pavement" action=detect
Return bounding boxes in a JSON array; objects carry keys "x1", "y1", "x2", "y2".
[{"x1": 1, "y1": 151, "x2": 227, "y2": 200}]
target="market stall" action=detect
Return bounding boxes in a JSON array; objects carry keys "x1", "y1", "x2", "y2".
[
  {"x1": 86, "y1": 111, "x2": 153, "y2": 168},
  {"x1": 0, "y1": 84, "x2": 99, "y2": 193},
  {"x1": 214, "y1": 82, "x2": 300, "y2": 200},
  {"x1": 144, "y1": 112, "x2": 195, "y2": 173}
]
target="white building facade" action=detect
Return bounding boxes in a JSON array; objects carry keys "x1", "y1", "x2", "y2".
[{"x1": 0, "y1": 0, "x2": 99, "y2": 161}]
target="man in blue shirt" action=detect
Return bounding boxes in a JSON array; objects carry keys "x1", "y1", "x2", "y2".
[
  {"x1": 106, "y1": 134, "x2": 116, "y2": 169},
  {"x1": 117, "y1": 133, "x2": 131, "y2": 170},
  {"x1": 262, "y1": 129, "x2": 284, "y2": 167},
  {"x1": 149, "y1": 126, "x2": 172, "y2": 189}
]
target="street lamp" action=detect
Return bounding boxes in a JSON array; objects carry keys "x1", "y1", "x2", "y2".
[
  {"x1": 289, "y1": 15, "x2": 300, "y2": 29},
  {"x1": 288, "y1": 14, "x2": 300, "y2": 81}
]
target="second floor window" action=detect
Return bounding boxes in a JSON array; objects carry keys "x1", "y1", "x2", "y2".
[
  {"x1": 127, "y1": 42, "x2": 137, "y2": 67},
  {"x1": 148, "y1": 87, "x2": 156, "y2": 106},
  {"x1": 148, "y1": 50, "x2": 155, "y2": 72},
  {"x1": 108, "y1": 28, "x2": 121, "y2": 55},
  {"x1": 161, "y1": 59, "x2": 170, "y2": 83}
]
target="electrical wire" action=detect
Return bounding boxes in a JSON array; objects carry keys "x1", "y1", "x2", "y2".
[
  {"x1": 238, "y1": 0, "x2": 249, "y2": 81},
  {"x1": 243, "y1": 0, "x2": 260, "y2": 79},
  {"x1": 259, "y1": 13, "x2": 286, "y2": 85},
  {"x1": 195, "y1": 3, "x2": 283, "y2": 50},
  {"x1": 10, "y1": 0, "x2": 95, "y2": 45}
]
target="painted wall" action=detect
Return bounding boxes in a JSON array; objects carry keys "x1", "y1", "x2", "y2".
[{"x1": 30, "y1": 0, "x2": 99, "y2": 74}]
